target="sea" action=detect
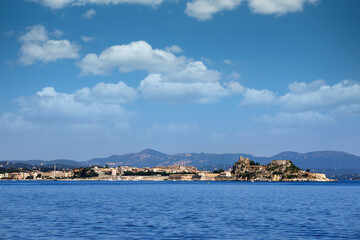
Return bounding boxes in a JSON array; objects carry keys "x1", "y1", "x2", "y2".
[{"x1": 0, "y1": 181, "x2": 359, "y2": 239}]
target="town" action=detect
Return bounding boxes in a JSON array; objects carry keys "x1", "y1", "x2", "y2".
[{"x1": 0, "y1": 164, "x2": 233, "y2": 181}]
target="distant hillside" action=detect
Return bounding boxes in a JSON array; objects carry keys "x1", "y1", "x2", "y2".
[
  {"x1": 3, "y1": 149, "x2": 360, "y2": 173},
  {"x1": 82, "y1": 149, "x2": 170, "y2": 167},
  {"x1": 81, "y1": 149, "x2": 360, "y2": 171},
  {"x1": 266, "y1": 151, "x2": 360, "y2": 169}
]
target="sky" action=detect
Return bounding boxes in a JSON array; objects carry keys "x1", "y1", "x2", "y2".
[{"x1": 0, "y1": 0, "x2": 360, "y2": 160}]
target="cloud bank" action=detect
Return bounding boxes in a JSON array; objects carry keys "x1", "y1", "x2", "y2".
[
  {"x1": 8, "y1": 81, "x2": 137, "y2": 130},
  {"x1": 32, "y1": 0, "x2": 320, "y2": 20},
  {"x1": 185, "y1": 0, "x2": 320, "y2": 20},
  {"x1": 79, "y1": 40, "x2": 242, "y2": 104},
  {"x1": 32, "y1": 0, "x2": 165, "y2": 9}
]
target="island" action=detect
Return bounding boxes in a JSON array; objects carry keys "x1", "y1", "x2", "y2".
[{"x1": 0, "y1": 156, "x2": 333, "y2": 181}]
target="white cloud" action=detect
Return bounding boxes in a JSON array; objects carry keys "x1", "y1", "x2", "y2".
[
  {"x1": 279, "y1": 80, "x2": 360, "y2": 111},
  {"x1": 1, "y1": 81, "x2": 137, "y2": 134},
  {"x1": 83, "y1": 9, "x2": 96, "y2": 18},
  {"x1": 18, "y1": 25, "x2": 79, "y2": 65},
  {"x1": 19, "y1": 25, "x2": 48, "y2": 42},
  {"x1": 185, "y1": 0, "x2": 319, "y2": 20},
  {"x1": 0, "y1": 112, "x2": 40, "y2": 132},
  {"x1": 79, "y1": 41, "x2": 246, "y2": 104},
  {"x1": 255, "y1": 111, "x2": 334, "y2": 126},
  {"x1": 81, "y1": 36, "x2": 94, "y2": 42},
  {"x1": 13, "y1": 80, "x2": 136, "y2": 126},
  {"x1": 333, "y1": 104, "x2": 360, "y2": 116},
  {"x1": 240, "y1": 88, "x2": 277, "y2": 107},
  {"x1": 287, "y1": 79, "x2": 326, "y2": 93},
  {"x1": 248, "y1": 0, "x2": 319, "y2": 15},
  {"x1": 78, "y1": 42, "x2": 208, "y2": 76},
  {"x1": 75, "y1": 81, "x2": 138, "y2": 104},
  {"x1": 78, "y1": 41, "x2": 186, "y2": 75},
  {"x1": 33, "y1": 0, "x2": 165, "y2": 9},
  {"x1": 238, "y1": 79, "x2": 360, "y2": 115},
  {"x1": 164, "y1": 61, "x2": 221, "y2": 83},
  {"x1": 185, "y1": 0, "x2": 243, "y2": 21},
  {"x1": 139, "y1": 74, "x2": 241, "y2": 104}
]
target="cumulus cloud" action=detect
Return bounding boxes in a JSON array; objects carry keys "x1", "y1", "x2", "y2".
[
  {"x1": 164, "y1": 61, "x2": 221, "y2": 83},
  {"x1": 18, "y1": 25, "x2": 79, "y2": 65},
  {"x1": 139, "y1": 74, "x2": 242, "y2": 104},
  {"x1": 78, "y1": 40, "x2": 241, "y2": 104},
  {"x1": 17, "y1": 87, "x2": 125, "y2": 123},
  {"x1": 248, "y1": 0, "x2": 319, "y2": 15},
  {"x1": 75, "y1": 81, "x2": 138, "y2": 104},
  {"x1": 185, "y1": 0, "x2": 243, "y2": 21},
  {"x1": 78, "y1": 41, "x2": 186, "y2": 75},
  {"x1": 0, "y1": 112, "x2": 40, "y2": 132},
  {"x1": 12, "y1": 81, "x2": 136, "y2": 127},
  {"x1": 83, "y1": 8, "x2": 96, "y2": 18},
  {"x1": 78, "y1": 42, "x2": 215, "y2": 78},
  {"x1": 185, "y1": 0, "x2": 319, "y2": 20},
  {"x1": 279, "y1": 80, "x2": 360, "y2": 111},
  {"x1": 240, "y1": 88, "x2": 277, "y2": 107},
  {"x1": 33, "y1": 0, "x2": 165, "y2": 9},
  {"x1": 238, "y1": 79, "x2": 360, "y2": 115}
]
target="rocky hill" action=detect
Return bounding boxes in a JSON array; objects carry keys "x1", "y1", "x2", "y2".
[{"x1": 232, "y1": 156, "x2": 331, "y2": 182}]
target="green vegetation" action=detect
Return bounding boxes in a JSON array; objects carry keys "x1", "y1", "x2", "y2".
[
  {"x1": 250, "y1": 161, "x2": 260, "y2": 166},
  {"x1": 0, "y1": 168, "x2": 24, "y2": 173},
  {"x1": 72, "y1": 167, "x2": 98, "y2": 178},
  {"x1": 213, "y1": 169, "x2": 225, "y2": 173},
  {"x1": 287, "y1": 161, "x2": 301, "y2": 173}
]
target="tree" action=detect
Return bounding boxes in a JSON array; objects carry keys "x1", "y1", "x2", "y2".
[
  {"x1": 213, "y1": 169, "x2": 225, "y2": 173},
  {"x1": 250, "y1": 161, "x2": 260, "y2": 166}
]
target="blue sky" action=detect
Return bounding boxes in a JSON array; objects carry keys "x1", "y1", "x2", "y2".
[{"x1": 1, "y1": 0, "x2": 359, "y2": 160}]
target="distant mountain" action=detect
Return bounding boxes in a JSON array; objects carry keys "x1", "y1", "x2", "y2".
[
  {"x1": 81, "y1": 149, "x2": 360, "y2": 171},
  {"x1": 3, "y1": 149, "x2": 360, "y2": 173},
  {"x1": 82, "y1": 149, "x2": 170, "y2": 167},
  {"x1": 266, "y1": 151, "x2": 360, "y2": 169}
]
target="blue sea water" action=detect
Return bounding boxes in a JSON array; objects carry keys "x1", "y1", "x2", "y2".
[{"x1": 0, "y1": 181, "x2": 359, "y2": 239}]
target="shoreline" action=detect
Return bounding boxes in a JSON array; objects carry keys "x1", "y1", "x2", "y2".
[{"x1": 0, "y1": 178, "x2": 338, "y2": 182}]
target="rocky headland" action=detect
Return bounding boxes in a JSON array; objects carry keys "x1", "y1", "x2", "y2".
[
  {"x1": 232, "y1": 156, "x2": 332, "y2": 182},
  {"x1": 1, "y1": 156, "x2": 334, "y2": 182}
]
